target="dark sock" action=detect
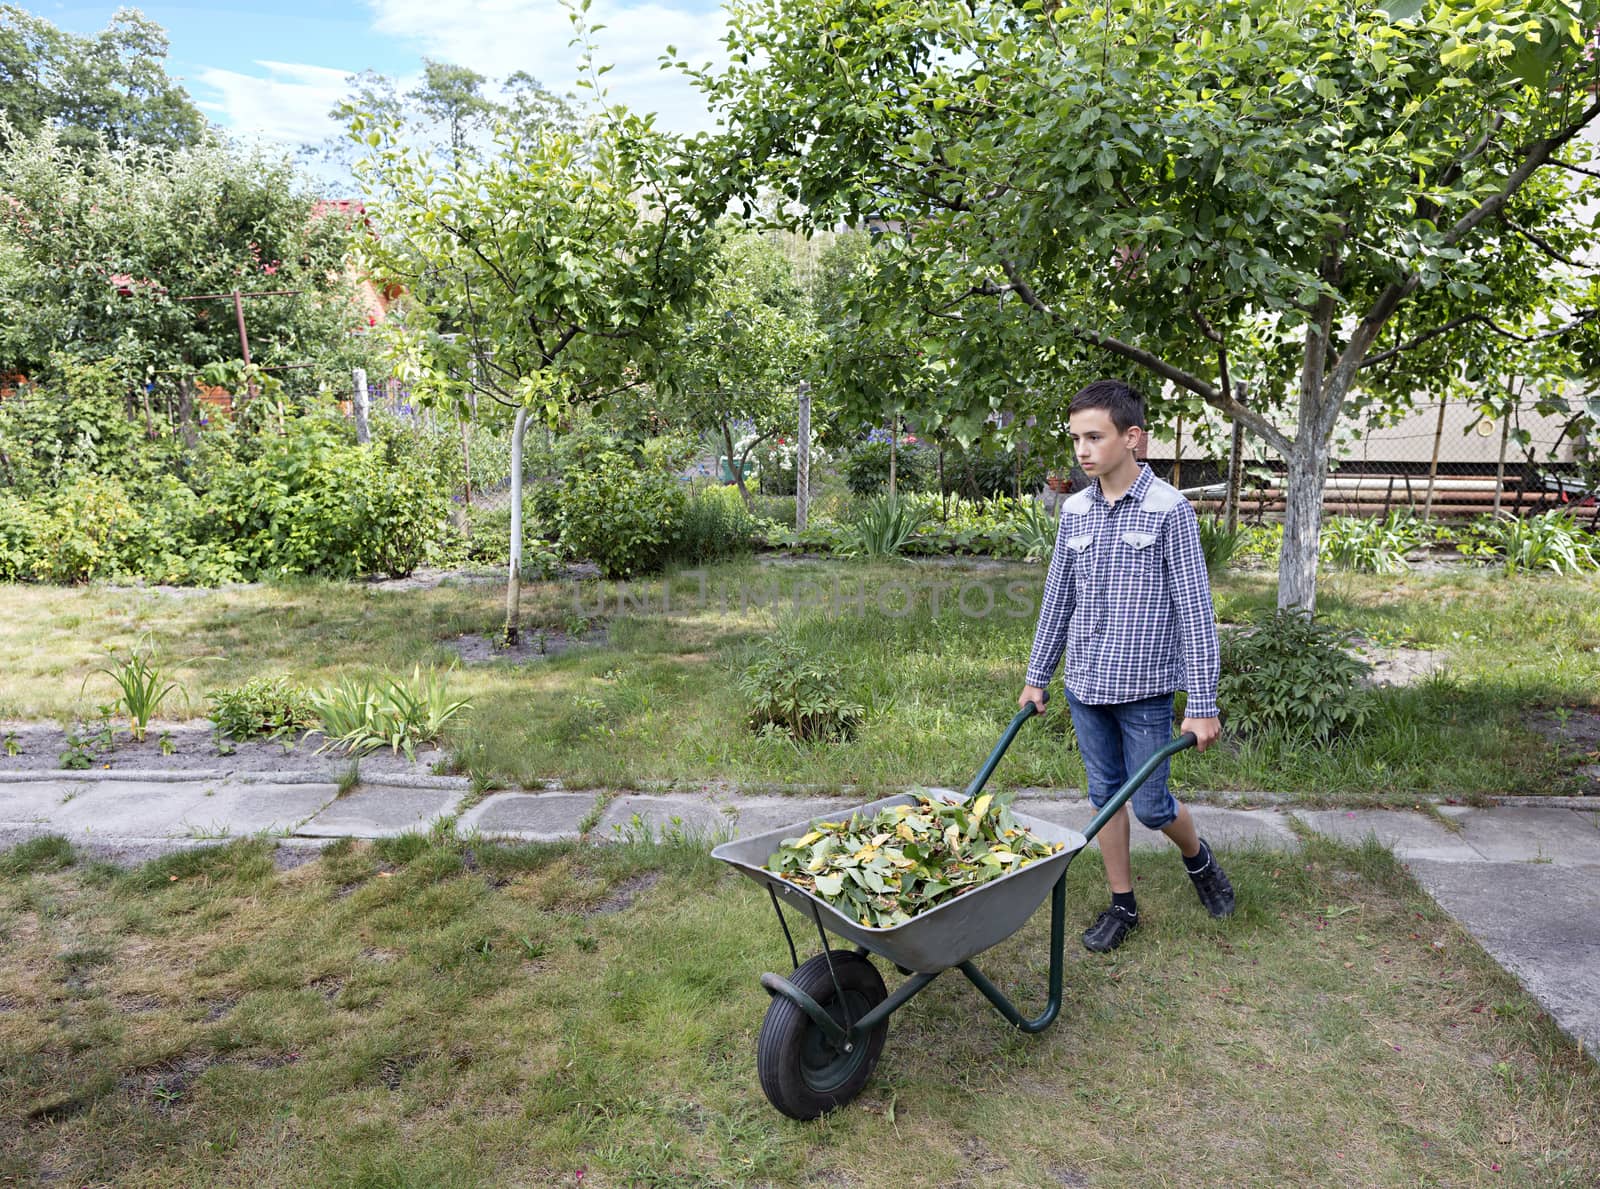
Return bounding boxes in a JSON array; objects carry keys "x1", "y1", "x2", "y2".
[
  {"x1": 1111, "y1": 890, "x2": 1138, "y2": 919},
  {"x1": 1184, "y1": 840, "x2": 1212, "y2": 875}
]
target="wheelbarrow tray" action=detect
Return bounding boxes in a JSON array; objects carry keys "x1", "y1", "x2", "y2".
[{"x1": 713, "y1": 788, "x2": 1087, "y2": 975}]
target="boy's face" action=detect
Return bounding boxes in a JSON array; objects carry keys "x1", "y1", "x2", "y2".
[{"x1": 1067, "y1": 407, "x2": 1142, "y2": 477}]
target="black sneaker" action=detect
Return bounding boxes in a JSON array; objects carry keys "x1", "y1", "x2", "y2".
[
  {"x1": 1186, "y1": 841, "x2": 1235, "y2": 918},
  {"x1": 1081, "y1": 905, "x2": 1139, "y2": 952}
]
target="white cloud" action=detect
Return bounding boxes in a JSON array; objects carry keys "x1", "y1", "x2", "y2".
[
  {"x1": 195, "y1": 60, "x2": 357, "y2": 146},
  {"x1": 365, "y1": 0, "x2": 726, "y2": 133}
]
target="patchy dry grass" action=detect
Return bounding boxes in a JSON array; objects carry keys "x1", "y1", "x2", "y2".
[
  {"x1": 1, "y1": 560, "x2": 1597, "y2": 798},
  {"x1": 1, "y1": 833, "x2": 1596, "y2": 1186}
]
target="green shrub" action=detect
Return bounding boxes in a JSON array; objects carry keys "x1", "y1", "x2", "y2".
[
  {"x1": 839, "y1": 494, "x2": 932, "y2": 558},
  {"x1": 1471, "y1": 510, "x2": 1599, "y2": 575},
  {"x1": 208, "y1": 676, "x2": 318, "y2": 740},
  {"x1": 0, "y1": 493, "x2": 46, "y2": 581},
  {"x1": 200, "y1": 411, "x2": 449, "y2": 580},
  {"x1": 738, "y1": 634, "x2": 863, "y2": 743},
  {"x1": 1218, "y1": 610, "x2": 1369, "y2": 742},
  {"x1": 551, "y1": 449, "x2": 687, "y2": 579},
  {"x1": 842, "y1": 439, "x2": 931, "y2": 495}
]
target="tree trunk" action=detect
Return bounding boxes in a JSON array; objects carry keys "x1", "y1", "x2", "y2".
[
  {"x1": 722, "y1": 419, "x2": 755, "y2": 510},
  {"x1": 888, "y1": 415, "x2": 897, "y2": 497},
  {"x1": 1277, "y1": 284, "x2": 1339, "y2": 613},
  {"x1": 1277, "y1": 435, "x2": 1331, "y2": 613},
  {"x1": 503, "y1": 407, "x2": 530, "y2": 646}
]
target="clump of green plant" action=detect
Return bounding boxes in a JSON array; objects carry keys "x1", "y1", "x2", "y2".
[
  {"x1": 1471, "y1": 510, "x2": 1599, "y2": 575},
  {"x1": 766, "y1": 792, "x2": 1064, "y2": 928},
  {"x1": 1009, "y1": 500, "x2": 1057, "y2": 564},
  {"x1": 59, "y1": 730, "x2": 93, "y2": 769},
  {"x1": 1218, "y1": 610, "x2": 1370, "y2": 742},
  {"x1": 207, "y1": 676, "x2": 319, "y2": 740},
  {"x1": 89, "y1": 647, "x2": 182, "y2": 742},
  {"x1": 1196, "y1": 514, "x2": 1245, "y2": 574},
  {"x1": 672, "y1": 484, "x2": 767, "y2": 565},
  {"x1": 310, "y1": 666, "x2": 473, "y2": 760},
  {"x1": 3, "y1": 731, "x2": 20, "y2": 757},
  {"x1": 1319, "y1": 511, "x2": 1427, "y2": 573},
  {"x1": 738, "y1": 634, "x2": 864, "y2": 743},
  {"x1": 838, "y1": 494, "x2": 931, "y2": 558}
]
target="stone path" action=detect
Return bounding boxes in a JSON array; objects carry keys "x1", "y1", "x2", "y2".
[{"x1": 2, "y1": 775, "x2": 1597, "y2": 1060}]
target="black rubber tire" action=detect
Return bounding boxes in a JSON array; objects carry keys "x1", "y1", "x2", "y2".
[{"x1": 757, "y1": 950, "x2": 889, "y2": 1120}]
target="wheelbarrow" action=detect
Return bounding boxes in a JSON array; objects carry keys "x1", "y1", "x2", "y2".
[{"x1": 712, "y1": 703, "x2": 1197, "y2": 1119}]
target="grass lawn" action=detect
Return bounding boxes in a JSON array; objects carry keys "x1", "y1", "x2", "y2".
[
  {"x1": 1, "y1": 830, "x2": 1596, "y2": 1186},
  {"x1": 0, "y1": 558, "x2": 1597, "y2": 799}
]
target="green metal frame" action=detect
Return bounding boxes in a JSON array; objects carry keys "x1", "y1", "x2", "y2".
[{"x1": 760, "y1": 706, "x2": 1197, "y2": 1049}]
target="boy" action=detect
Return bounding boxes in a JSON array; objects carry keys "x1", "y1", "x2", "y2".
[{"x1": 1018, "y1": 379, "x2": 1232, "y2": 952}]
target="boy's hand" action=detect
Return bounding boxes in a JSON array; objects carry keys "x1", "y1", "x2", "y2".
[
  {"x1": 1181, "y1": 716, "x2": 1221, "y2": 753},
  {"x1": 1019, "y1": 685, "x2": 1049, "y2": 715}
]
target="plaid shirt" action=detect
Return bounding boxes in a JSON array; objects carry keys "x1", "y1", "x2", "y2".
[{"x1": 1026, "y1": 464, "x2": 1220, "y2": 717}]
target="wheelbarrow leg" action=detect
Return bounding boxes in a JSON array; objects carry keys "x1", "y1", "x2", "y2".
[{"x1": 956, "y1": 871, "x2": 1067, "y2": 1034}]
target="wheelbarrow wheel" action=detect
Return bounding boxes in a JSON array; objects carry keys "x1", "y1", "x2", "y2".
[{"x1": 757, "y1": 950, "x2": 888, "y2": 1121}]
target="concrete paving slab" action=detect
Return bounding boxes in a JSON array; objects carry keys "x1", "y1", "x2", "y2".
[
  {"x1": 41, "y1": 781, "x2": 337, "y2": 839},
  {"x1": 708, "y1": 797, "x2": 862, "y2": 839},
  {"x1": 1435, "y1": 806, "x2": 1600, "y2": 866},
  {"x1": 298, "y1": 784, "x2": 465, "y2": 838},
  {"x1": 1188, "y1": 806, "x2": 1299, "y2": 850},
  {"x1": 0, "y1": 782, "x2": 78, "y2": 824},
  {"x1": 1292, "y1": 809, "x2": 1484, "y2": 862},
  {"x1": 1408, "y1": 859, "x2": 1600, "y2": 1057},
  {"x1": 33, "y1": 781, "x2": 336, "y2": 840},
  {"x1": 596, "y1": 794, "x2": 730, "y2": 843},
  {"x1": 458, "y1": 792, "x2": 597, "y2": 841}
]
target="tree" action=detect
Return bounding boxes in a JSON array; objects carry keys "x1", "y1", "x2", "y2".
[
  {"x1": 0, "y1": 124, "x2": 369, "y2": 393},
  {"x1": 409, "y1": 59, "x2": 495, "y2": 166},
  {"x1": 687, "y1": 0, "x2": 1600, "y2": 609},
  {"x1": 662, "y1": 223, "x2": 823, "y2": 506},
  {"x1": 0, "y1": 6, "x2": 205, "y2": 150},
  {"x1": 354, "y1": 104, "x2": 715, "y2": 642},
  {"x1": 320, "y1": 64, "x2": 580, "y2": 178}
]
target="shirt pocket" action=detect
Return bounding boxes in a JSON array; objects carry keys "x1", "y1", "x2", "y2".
[{"x1": 1117, "y1": 530, "x2": 1160, "y2": 574}]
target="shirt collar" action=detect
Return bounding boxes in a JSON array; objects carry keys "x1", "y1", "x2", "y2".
[{"x1": 1089, "y1": 462, "x2": 1153, "y2": 508}]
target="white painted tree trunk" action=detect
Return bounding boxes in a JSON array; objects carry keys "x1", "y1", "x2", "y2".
[
  {"x1": 796, "y1": 382, "x2": 810, "y2": 531},
  {"x1": 1277, "y1": 436, "x2": 1331, "y2": 613},
  {"x1": 503, "y1": 407, "x2": 530, "y2": 645}
]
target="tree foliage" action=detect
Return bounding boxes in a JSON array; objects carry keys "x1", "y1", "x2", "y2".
[
  {"x1": 0, "y1": 5, "x2": 204, "y2": 150},
  {"x1": 686, "y1": 0, "x2": 1600, "y2": 608},
  {"x1": 0, "y1": 125, "x2": 369, "y2": 387},
  {"x1": 660, "y1": 222, "x2": 824, "y2": 503}
]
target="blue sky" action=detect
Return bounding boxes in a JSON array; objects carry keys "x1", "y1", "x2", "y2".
[{"x1": 37, "y1": 0, "x2": 727, "y2": 150}]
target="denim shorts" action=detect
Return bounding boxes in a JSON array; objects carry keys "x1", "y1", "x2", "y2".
[{"x1": 1066, "y1": 690, "x2": 1179, "y2": 830}]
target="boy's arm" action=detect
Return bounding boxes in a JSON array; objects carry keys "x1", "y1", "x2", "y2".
[
  {"x1": 1024, "y1": 513, "x2": 1077, "y2": 693},
  {"x1": 1164, "y1": 500, "x2": 1220, "y2": 719}
]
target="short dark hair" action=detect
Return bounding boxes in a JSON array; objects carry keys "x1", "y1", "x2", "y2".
[{"x1": 1068, "y1": 379, "x2": 1144, "y2": 432}]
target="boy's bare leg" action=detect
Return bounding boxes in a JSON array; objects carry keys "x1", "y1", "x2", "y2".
[
  {"x1": 1160, "y1": 802, "x2": 1203, "y2": 859},
  {"x1": 1098, "y1": 805, "x2": 1134, "y2": 894}
]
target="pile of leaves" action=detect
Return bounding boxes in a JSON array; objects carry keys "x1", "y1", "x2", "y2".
[{"x1": 765, "y1": 792, "x2": 1064, "y2": 928}]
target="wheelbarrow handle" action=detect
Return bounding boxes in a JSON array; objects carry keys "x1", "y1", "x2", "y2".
[
  {"x1": 1081, "y1": 732, "x2": 1198, "y2": 844},
  {"x1": 961, "y1": 703, "x2": 1042, "y2": 800}
]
